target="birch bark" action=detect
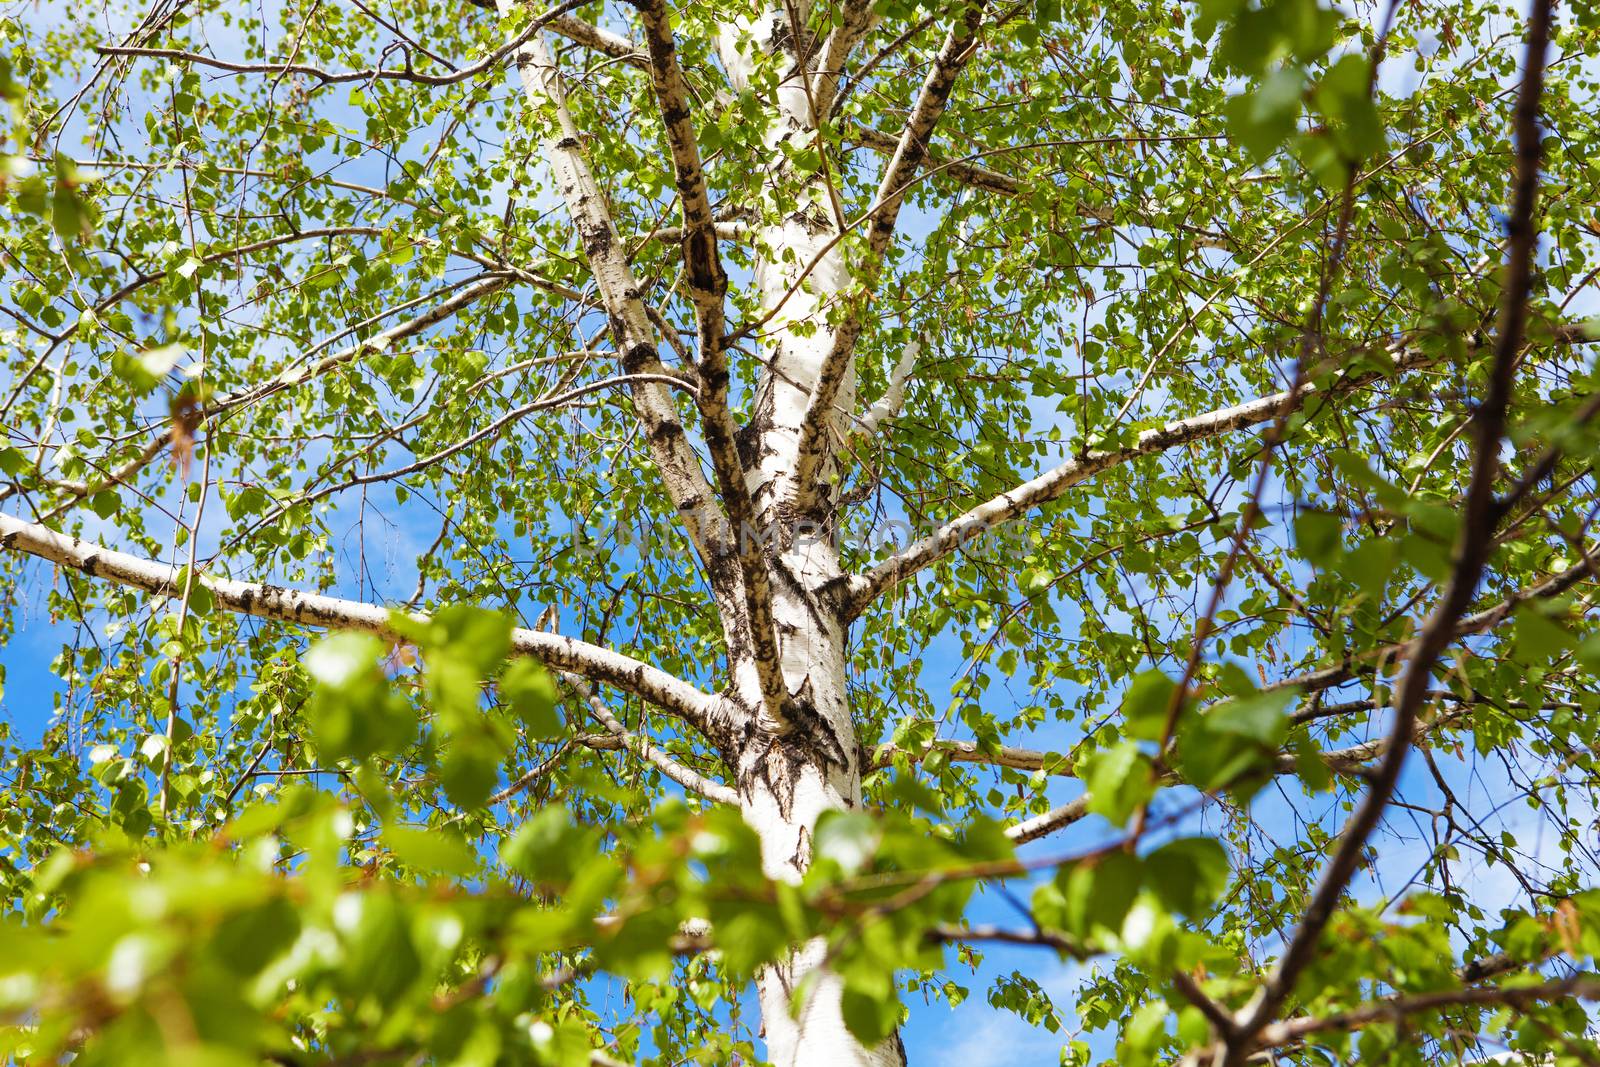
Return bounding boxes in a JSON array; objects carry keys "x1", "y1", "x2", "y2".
[
  {"x1": 742, "y1": 551, "x2": 900, "y2": 1067},
  {"x1": 714, "y1": 13, "x2": 902, "y2": 1065},
  {"x1": 514, "y1": 5, "x2": 897, "y2": 1060}
]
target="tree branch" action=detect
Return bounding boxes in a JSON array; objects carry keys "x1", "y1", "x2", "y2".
[
  {"x1": 874, "y1": 699, "x2": 1468, "y2": 789},
  {"x1": 634, "y1": 0, "x2": 727, "y2": 340},
  {"x1": 811, "y1": 0, "x2": 877, "y2": 122},
  {"x1": 1005, "y1": 796, "x2": 1089, "y2": 843},
  {"x1": 633, "y1": 0, "x2": 787, "y2": 723},
  {"x1": 869, "y1": 737, "x2": 1072, "y2": 775},
  {"x1": 984, "y1": 681, "x2": 1558, "y2": 846},
  {"x1": 487, "y1": 738, "x2": 578, "y2": 804},
  {"x1": 1251, "y1": 973, "x2": 1600, "y2": 1053},
  {"x1": 96, "y1": 0, "x2": 590, "y2": 88},
  {"x1": 847, "y1": 123, "x2": 1019, "y2": 194},
  {"x1": 501, "y1": 18, "x2": 731, "y2": 584},
  {"x1": 222, "y1": 373, "x2": 703, "y2": 534},
  {"x1": 35, "y1": 274, "x2": 514, "y2": 518},
  {"x1": 844, "y1": 125, "x2": 1231, "y2": 248},
  {"x1": 855, "y1": 333, "x2": 921, "y2": 438},
  {"x1": 993, "y1": 725, "x2": 1421, "y2": 846},
  {"x1": 900, "y1": 542, "x2": 1592, "y2": 849},
  {"x1": 0, "y1": 514, "x2": 722, "y2": 733},
  {"x1": 842, "y1": 323, "x2": 1595, "y2": 619},
  {"x1": 565, "y1": 673, "x2": 738, "y2": 804},
  {"x1": 1228, "y1": 3, "x2": 1554, "y2": 1052},
  {"x1": 788, "y1": 0, "x2": 989, "y2": 513},
  {"x1": 1266, "y1": 554, "x2": 1598, "y2": 704},
  {"x1": 929, "y1": 922, "x2": 1088, "y2": 956},
  {"x1": 1, "y1": 226, "x2": 396, "y2": 423},
  {"x1": 543, "y1": 11, "x2": 645, "y2": 65}
]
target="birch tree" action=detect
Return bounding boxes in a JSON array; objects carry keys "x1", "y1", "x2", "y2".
[{"x1": 3, "y1": 0, "x2": 1600, "y2": 1063}]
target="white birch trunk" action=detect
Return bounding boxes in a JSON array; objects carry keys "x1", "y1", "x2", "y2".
[
  {"x1": 713, "y1": 15, "x2": 899, "y2": 1065},
  {"x1": 515, "y1": 6, "x2": 902, "y2": 1060},
  {"x1": 718, "y1": 14, "x2": 856, "y2": 521},
  {"x1": 736, "y1": 617, "x2": 902, "y2": 1067},
  {"x1": 741, "y1": 535, "x2": 904, "y2": 1067}
]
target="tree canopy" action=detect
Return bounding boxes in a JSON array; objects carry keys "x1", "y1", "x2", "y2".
[{"x1": 2, "y1": 0, "x2": 1600, "y2": 1063}]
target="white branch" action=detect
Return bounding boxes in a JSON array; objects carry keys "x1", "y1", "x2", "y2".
[
  {"x1": 567, "y1": 675, "x2": 738, "y2": 804},
  {"x1": 503, "y1": 20, "x2": 730, "y2": 581},
  {"x1": 870, "y1": 737, "x2": 1070, "y2": 775},
  {"x1": 844, "y1": 330, "x2": 1572, "y2": 617},
  {"x1": 0, "y1": 514, "x2": 722, "y2": 733},
  {"x1": 634, "y1": 0, "x2": 787, "y2": 723},
  {"x1": 856, "y1": 334, "x2": 922, "y2": 437},
  {"x1": 845, "y1": 316, "x2": 1594, "y2": 654},
  {"x1": 545, "y1": 12, "x2": 643, "y2": 66},
  {"x1": 812, "y1": 0, "x2": 879, "y2": 121},
  {"x1": 846, "y1": 125, "x2": 1231, "y2": 248},
  {"x1": 788, "y1": 1, "x2": 989, "y2": 512},
  {"x1": 1005, "y1": 797, "x2": 1089, "y2": 843}
]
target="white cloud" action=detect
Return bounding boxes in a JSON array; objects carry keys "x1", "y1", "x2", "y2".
[{"x1": 909, "y1": 957, "x2": 1091, "y2": 1067}]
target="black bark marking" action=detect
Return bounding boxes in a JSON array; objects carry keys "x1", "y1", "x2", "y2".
[
  {"x1": 736, "y1": 406, "x2": 774, "y2": 471},
  {"x1": 789, "y1": 822, "x2": 812, "y2": 872},
  {"x1": 736, "y1": 677, "x2": 851, "y2": 819},
  {"x1": 620, "y1": 341, "x2": 656, "y2": 373},
  {"x1": 770, "y1": 558, "x2": 833, "y2": 634}
]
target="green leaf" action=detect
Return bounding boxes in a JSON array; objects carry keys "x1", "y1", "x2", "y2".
[
  {"x1": 814, "y1": 809, "x2": 882, "y2": 875},
  {"x1": 1058, "y1": 849, "x2": 1143, "y2": 938},
  {"x1": 1081, "y1": 741, "x2": 1156, "y2": 826},
  {"x1": 211, "y1": 897, "x2": 301, "y2": 976},
  {"x1": 706, "y1": 902, "x2": 791, "y2": 977},
  {"x1": 1331, "y1": 451, "x2": 1410, "y2": 511},
  {"x1": 304, "y1": 261, "x2": 345, "y2": 290},
  {"x1": 1122, "y1": 670, "x2": 1179, "y2": 742},
  {"x1": 336, "y1": 891, "x2": 421, "y2": 1006},
  {"x1": 501, "y1": 658, "x2": 561, "y2": 739},
  {"x1": 528, "y1": 1017, "x2": 595, "y2": 1067},
  {"x1": 840, "y1": 969, "x2": 902, "y2": 1045},
  {"x1": 49, "y1": 163, "x2": 90, "y2": 240},
  {"x1": 1514, "y1": 606, "x2": 1577, "y2": 664},
  {"x1": 304, "y1": 633, "x2": 416, "y2": 761},
  {"x1": 383, "y1": 824, "x2": 479, "y2": 877},
  {"x1": 429, "y1": 604, "x2": 513, "y2": 674},
  {"x1": 501, "y1": 805, "x2": 593, "y2": 885},
  {"x1": 1177, "y1": 689, "x2": 1292, "y2": 797},
  {"x1": 1224, "y1": 69, "x2": 1305, "y2": 160},
  {"x1": 438, "y1": 737, "x2": 503, "y2": 809},
  {"x1": 1119, "y1": 999, "x2": 1172, "y2": 1067},
  {"x1": 1294, "y1": 509, "x2": 1342, "y2": 567},
  {"x1": 305, "y1": 632, "x2": 382, "y2": 689},
  {"x1": 1216, "y1": 0, "x2": 1340, "y2": 71},
  {"x1": 1196, "y1": 0, "x2": 1249, "y2": 38},
  {"x1": 1290, "y1": 729, "x2": 1334, "y2": 792},
  {"x1": 138, "y1": 342, "x2": 186, "y2": 379},
  {"x1": 1342, "y1": 536, "x2": 1396, "y2": 600},
  {"x1": 1311, "y1": 54, "x2": 1385, "y2": 160},
  {"x1": 1145, "y1": 837, "x2": 1230, "y2": 916}
]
